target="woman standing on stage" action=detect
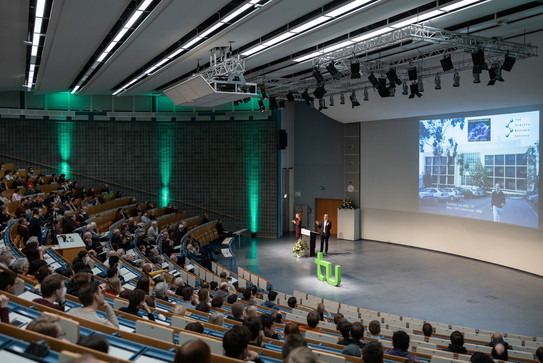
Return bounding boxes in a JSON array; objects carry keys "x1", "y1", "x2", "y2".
[{"x1": 292, "y1": 213, "x2": 302, "y2": 239}]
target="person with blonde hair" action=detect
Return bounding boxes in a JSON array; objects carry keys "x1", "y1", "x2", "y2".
[
  {"x1": 246, "y1": 304, "x2": 257, "y2": 317},
  {"x1": 104, "y1": 276, "x2": 122, "y2": 297},
  {"x1": 170, "y1": 304, "x2": 186, "y2": 316},
  {"x1": 26, "y1": 314, "x2": 65, "y2": 339}
]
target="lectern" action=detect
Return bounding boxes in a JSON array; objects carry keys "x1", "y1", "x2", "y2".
[
  {"x1": 56, "y1": 233, "x2": 86, "y2": 262},
  {"x1": 301, "y1": 228, "x2": 319, "y2": 257}
]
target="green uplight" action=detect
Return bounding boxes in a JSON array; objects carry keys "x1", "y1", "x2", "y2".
[
  {"x1": 59, "y1": 161, "x2": 70, "y2": 178},
  {"x1": 245, "y1": 125, "x2": 262, "y2": 233},
  {"x1": 57, "y1": 122, "x2": 74, "y2": 178},
  {"x1": 157, "y1": 124, "x2": 174, "y2": 207}
]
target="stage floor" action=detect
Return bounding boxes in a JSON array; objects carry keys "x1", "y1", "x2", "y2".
[{"x1": 222, "y1": 234, "x2": 543, "y2": 337}]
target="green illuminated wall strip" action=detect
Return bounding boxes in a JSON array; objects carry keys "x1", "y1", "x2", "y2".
[
  {"x1": 57, "y1": 122, "x2": 74, "y2": 178},
  {"x1": 157, "y1": 124, "x2": 174, "y2": 207},
  {"x1": 245, "y1": 124, "x2": 262, "y2": 233}
]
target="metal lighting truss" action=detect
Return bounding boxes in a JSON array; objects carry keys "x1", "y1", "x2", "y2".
[{"x1": 264, "y1": 24, "x2": 538, "y2": 96}]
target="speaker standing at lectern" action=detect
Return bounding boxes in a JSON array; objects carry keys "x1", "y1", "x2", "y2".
[{"x1": 315, "y1": 214, "x2": 332, "y2": 255}]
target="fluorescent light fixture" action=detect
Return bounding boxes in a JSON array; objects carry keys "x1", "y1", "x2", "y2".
[
  {"x1": 198, "y1": 22, "x2": 224, "y2": 38},
  {"x1": 103, "y1": 41, "x2": 117, "y2": 54},
  {"x1": 31, "y1": 45, "x2": 38, "y2": 56},
  {"x1": 326, "y1": 0, "x2": 373, "y2": 18},
  {"x1": 263, "y1": 32, "x2": 295, "y2": 46},
  {"x1": 124, "y1": 10, "x2": 143, "y2": 29},
  {"x1": 32, "y1": 33, "x2": 40, "y2": 45},
  {"x1": 71, "y1": 85, "x2": 80, "y2": 95},
  {"x1": 323, "y1": 40, "x2": 353, "y2": 53},
  {"x1": 169, "y1": 48, "x2": 184, "y2": 58},
  {"x1": 35, "y1": 0, "x2": 46, "y2": 18},
  {"x1": 442, "y1": 0, "x2": 480, "y2": 12},
  {"x1": 351, "y1": 27, "x2": 392, "y2": 42},
  {"x1": 34, "y1": 18, "x2": 42, "y2": 33},
  {"x1": 221, "y1": 3, "x2": 252, "y2": 23},
  {"x1": 293, "y1": 51, "x2": 322, "y2": 63},
  {"x1": 138, "y1": 0, "x2": 153, "y2": 11},
  {"x1": 113, "y1": 27, "x2": 129, "y2": 42},
  {"x1": 182, "y1": 36, "x2": 202, "y2": 50},
  {"x1": 145, "y1": 58, "x2": 170, "y2": 74},
  {"x1": 241, "y1": 44, "x2": 267, "y2": 56},
  {"x1": 290, "y1": 16, "x2": 329, "y2": 33},
  {"x1": 390, "y1": 9, "x2": 444, "y2": 28},
  {"x1": 96, "y1": 52, "x2": 108, "y2": 63}
]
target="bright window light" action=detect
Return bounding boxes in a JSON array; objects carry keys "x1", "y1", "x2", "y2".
[
  {"x1": 290, "y1": 16, "x2": 330, "y2": 33},
  {"x1": 241, "y1": 44, "x2": 267, "y2": 56},
  {"x1": 442, "y1": 0, "x2": 480, "y2": 12},
  {"x1": 326, "y1": 0, "x2": 373, "y2": 18},
  {"x1": 390, "y1": 9, "x2": 444, "y2": 28},
  {"x1": 263, "y1": 32, "x2": 295, "y2": 47},
  {"x1": 351, "y1": 26, "x2": 392, "y2": 42},
  {"x1": 124, "y1": 10, "x2": 143, "y2": 29},
  {"x1": 293, "y1": 51, "x2": 322, "y2": 63},
  {"x1": 221, "y1": 3, "x2": 252, "y2": 23}
]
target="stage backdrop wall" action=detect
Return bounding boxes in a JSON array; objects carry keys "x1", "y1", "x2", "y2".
[
  {"x1": 0, "y1": 118, "x2": 279, "y2": 237},
  {"x1": 360, "y1": 104, "x2": 543, "y2": 276}
]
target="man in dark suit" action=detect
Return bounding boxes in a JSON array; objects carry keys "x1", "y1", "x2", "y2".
[{"x1": 315, "y1": 213, "x2": 332, "y2": 254}]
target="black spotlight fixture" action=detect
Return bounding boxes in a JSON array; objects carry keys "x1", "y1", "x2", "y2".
[
  {"x1": 261, "y1": 91, "x2": 268, "y2": 100},
  {"x1": 377, "y1": 77, "x2": 390, "y2": 97},
  {"x1": 286, "y1": 91, "x2": 294, "y2": 102},
  {"x1": 340, "y1": 93, "x2": 345, "y2": 104},
  {"x1": 363, "y1": 88, "x2": 369, "y2": 101},
  {"x1": 409, "y1": 83, "x2": 422, "y2": 99},
  {"x1": 434, "y1": 75, "x2": 441, "y2": 90},
  {"x1": 329, "y1": 95, "x2": 335, "y2": 107},
  {"x1": 318, "y1": 98, "x2": 328, "y2": 111},
  {"x1": 313, "y1": 67, "x2": 325, "y2": 83},
  {"x1": 258, "y1": 99, "x2": 266, "y2": 112},
  {"x1": 402, "y1": 82, "x2": 408, "y2": 95},
  {"x1": 350, "y1": 62, "x2": 361, "y2": 79},
  {"x1": 269, "y1": 96, "x2": 278, "y2": 110},
  {"x1": 502, "y1": 55, "x2": 516, "y2": 72},
  {"x1": 243, "y1": 97, "x2": 251, "y2": 103},
  {"x1": 386, "y1": 68, "x2": 402, "y2": 85},
  {"x1": 472, "y1": 66, "x2": 482, "y2": 84},
  {"x1": 440, "y1": 55, "x2": 454, "y2": 72},
  {"x1": 234, "y1": 100, "x2": 240, "y2": 106},
  {"x1": 313, "y1": 85, "x2": 327, "y2": 99},
  {"x1": 408, "y1": 67, "x2": 418, "y2": 81},
  {"x1": 326, "y1": 62, "x2": 343, "y2": 80},
  {"x1": 453, "y1": 69, "x2": 460, "y2": 87},
  {"x1": 389, "y1": 84, "x2": 396, "y2": 97},
  {"x1": 487, "y1": 65, "x2": 504, "y2": 86},
  {"x1": 368, "y1": 72, "x2": 379, "y2": 89},
  {"x1": 279, "y1": 100, "x2": 286, "y2": 109},
  {"x1": 350, "y1": 90, "x2": 360, "y2": 108},
  {"x1": 471, "y1": 49, "x2": 487, "y2": 70},
  {"x1": 301, "y1": 89, "x2": 314, "y2": 105},
  {"x1": 418, "y1": 78, "x2": 424, "y2": 93}
]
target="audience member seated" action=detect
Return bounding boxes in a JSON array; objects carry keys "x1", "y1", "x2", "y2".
[
  {"x1": 214, "y1": 281, "x2": 229, "y2": 300},
  {"x1": 491, "y1": 343, "x2": 508, "y2": 361},
  {"x1": 246, "y1": 305, "x2": 257, "y2": 318},
  {"x1": 303, "y1": 310, "x2": 322, "y2": 332},
  {"x1": 489, "y1": 331, "x2": 509, "y2": 348},
  {"x1": 104, "y1": 276, "x2": 122, "y2": 297},
  {"x1": 422, "y1": 322, "x2": 433, "y2": 337},
  {"x1": 284, "y1": 347, "x2": 318, "y2": 363},
  {"x1": 261, "y1": 313, "x2": 279, "y2": 339},
  {"x1": 170, "y1": 304, "x2": 186, "y2": 316},
  {"x1": 535, "y1": 347, "x2": 543, "y2": 363},
  {"x1": 384, "y1": 330, "x2": 417, "y2": 360},
  {"x1": 208, "y1": 312, "x2": 224, "y2": 327},
  {"x1": 282, "y1": 334, "x2": 307, "y2": 359},
  {"x1": 211, "y1": 295, "x2": 223, "y2": 309},
  {"x1": 118, "y1": 288, "x2": 155, "y2": 321},
  {"x1": 284, "y1": 322, "x2": 300, "y2": 339},
  {"x1": 228, "y1": 301, "x2": 245, "y2": 322},
  {"x1": 0, "y1": 250, "x2": 14, "y2": 269},
  {"x1": 26, "y1": 314, "x2": 66, "y2": 340},
  {"x1": 195, "y1": 300, "x2": 210, "y2": 313},
  {"x1": 32, "y1": 274, "x2": 66, "y2": 311},
  {"x1": 223, "y1": 325, "x2": 262, "y2": 362},
  {"x1": 69, "y1": 281, "x2": 119, "y2": 328},
  {"x1": 342, "y1": 343, "x2": 362, "y2": 357},
  {"x1": 444, "y1": 330, "x2": 467, "y2": 354},
  {"x1": 0, "y1": 294, "x2": 9, "y2": 323},
  {"x1": 174, "y1": 339, "x2": 210, "y2": 363},
  {"x1": 154, "y1": 281, "x2": 169, "y2": 302},
  {"x1": 66, "y1": 271, "x2": 91, "y2": 296},
  {"x1": 78, "y1": 334, "x2": 110, "y2": 354},
  {"x1": 226, "y1": 293, "x2": 238, "y2": 305},
  {"x1": 338, "y1": 320, "x2": 354, "y2": 346},
  {"x1": 470, "y1": 352, "x2": 494, "y2": 363},
  {"x1": 262, "y1": 290, "x2": 280, "y2": 310},
  {"x1": 367, "y1": 320, "x2": 381, "y2": 337},
  {"x1": 363, "y1": 341, "x2": 384, "y2": 363},
  {"x1": 185, "y1": 322, "x2": 204, "y2": 334}
]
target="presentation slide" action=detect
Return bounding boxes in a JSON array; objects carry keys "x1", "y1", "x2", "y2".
[{"x1": 419, "y1": 110, "x2": 539, "y2": 228}]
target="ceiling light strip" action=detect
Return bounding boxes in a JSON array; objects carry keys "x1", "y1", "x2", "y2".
[{"x1": 25, "y1": 0, "x2": 50, "y2": 89}]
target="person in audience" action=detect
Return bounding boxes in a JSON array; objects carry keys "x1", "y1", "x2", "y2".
[
  {"x1": 104, "y1": 276, "x2": 122, "y2": 297},
  {"x1": 198, "y1": 287, "x2": 210, "y2": 304},
  {"x1": 170, "y1": 304, "x2": 186, "y2": 316},
  {"x1": 214, "y1": 281, "x2": 230, "y2": 300},
  {"x1": 211, "y1": 294, "x2": 223, "y2": 308},
  {"x1": 282, "y1": 333, "x2": 307, "y2": 359},
  {"x1": 368, "y1": 320, "x2": 381, "y2": 337},
  {"x1": 384, "y1": 330, "x2": 417, "y2": 360},
  {"x1": 536, "y1": 347, "x2": 543, "y2": 363},
  {"x1": 134, "y1": 275, "x2": 151, "y2": 295},
  {"x1": 491, "y1": 343, "x2": 508, "y2": 361},
  {"x1": 34, "y1": 264, "x2": 54, "y2": 287},
  {"x1": 287, "y1": 296, "x2": 298, "y2": 309},
  {"x1": 68, "y1": 281, "x2": 119, "y2": 329},
  {"x1": 174, "y1": 339, "x2": 211, "y2": 363},
  {"x1": 32, "y1": 274, "x2": 66, "y2": 311},
  {"x1": 12, "y1": 258, "x2": 30, "y2": 276},
  {"x1": 195, "y1": 300, "x2": 210, "y2": 313},
  {"x1": 244, "y1": 315, "x2": 264, "y2": 347},
  {"x1": 226, "y1": 293, "x2": 238, "y2": 305},
  {"x1": 489, "y1": 332, "x2": 509, "y2": 348},
  {"x1": 422, "y1": 322, "x2": 433, "y2": 337},
  {"x1": 118, "y1": 288, "x2": 155, "y2": 321},
  {"x1": 147, "y1": 221, "x2": 160, "y2": 243},
  {"x1": 208, "y1": 312, "x2": 224, "y2": 327},
  {"x1": 303, "y1": 310, "x2": 321, "y2": 332},
  {"x1": 18, "y1": 218, "x2": 31, "y2": 244},
  {"x1": 338, "y1": 320, "x2": 354, "y2": 345},
  {"x1": 444, "y1": 330, "x2": 467, "y2": 354},
  {"x1": 228, "y1": 301, "x2": 245, "y2": 322},
  {"x1": 262, "y1": 290, "x2": 280, "y2": 310},
  {"x1": 261, "y1": 313, "x2": 279, "y2": 339},
  {"x1": 61, "y1": 210, "x2": 76, "y2": 234},
  {"x1": 0, "y1": 294, "x2": 9, "y2": 323},
  {"x1": 342, "y1": 343, "x2": 362, "y2": 357},
  {"x1": 154, "y1": 281, "x2": 169, "y2": 302},
  {"x1": 78, "y1": 335, "x2": 109, "y2": 354},
  {"x1": 178, "y1": 286, "x2": 196, "y2": 308},
  {"x1": 28, "y1": 208, "x2": 43, "y2": 243},
  {"x1": 11, "y1": 189, "x2": 24, "y2": 202},
  {"x1": 223, "y1": 325, "x2": 262, "y2": 362},
  {"x1": 363, "y1": 341, "x2": 384, "y2": 363},
  {"x1": 470, "y1": 352, "x2": 494, "y2": 363},
  {"x1": 349, "y1": 322, "x2": 366, "y2": 348},
  {"x1": 241, "y1": 288, "x2": 257, "y2": 306},
  {"x1": 185, "y1": 322, "x2": 204, "y2": 334},
  {"x1": 246, "y1": 305, "x2": 257, "y2": 318},
  {"x1": 26, "y1": 314, "x2": 65, "y2": 339},
  {"x1": 285, "y1": 346, "x2": 318, "y2": 363},
  {"x1": 66, "y1": 271, "x2": 91, "y2": 296}
]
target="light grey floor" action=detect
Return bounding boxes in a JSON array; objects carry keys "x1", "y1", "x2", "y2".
[{"x1": 226, "y1": 235, "x2": 543, "y2": 337}]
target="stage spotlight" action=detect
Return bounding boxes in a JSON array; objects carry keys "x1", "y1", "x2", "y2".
[
  {"x1": 488, "y1": 65, "x2": 504, "y2": 86},
  {"x1": 386, "y1": 68, "x2": 402, "y2": 86},
  {"x1": 389, "y1": 84, "x2": 395, "y2": 97},
  {"x1": 286, "y1": 91, "x2": 294, "y2": 102},
  {"x1": 234, "y1": 100, "x2": 240, "y2": 106},
  {"x1": 279, "y1": 100, "x2": 286, "y2": 109},
  {"x1": 502, "y1": 55, "x2": 516, "y2": 72},
  {"x1": 409, "y1": 83, "x2": 422, "y2": 99},
  {"x1": 473, "y1": 66, "x2": 482, "y2": 84},
  {"x1": 368, "y1": 72, "x2": 379, "y2": 89},
  {"x1": 313, "y1": 67, "x2": 325, "y2": 83},
  {"x1": 434, "y1": 75, "x2": 441, "y2": 90},
  {"x1": 243, "y1": 97, "x2": 251, "y2": 103},
  {"x1": 261, "y1": 91, "x2": 268, "y2": 100},
  {"x1": 329, "y1": 95, "x2": 335, "y2": 107},
  {"x1": 408, "y1": 67, "x2": 418, "y2": 81},
  {"x1": 453, "y1": 69, "x2": 460, "y2": 87},
  {"x1": 440, "y1": 55, "x2": 454, "y2": 72},
  {"x1": 318, "y1": 98, "x2": 328, "y2": 111},
  {"x1": 258, "y1": 99, "x2": 266, "y2": 112},
  {"x1": 326, "y1": 62, "x2": 343, "y2": 80},
  {"x1": 471, "y1": 49, "x2": 487, "y2": 70},
  {"x1": 301, "y1": 88, "x2": 314, "y2": 105},
  {"x1": 313, "y1": 85, "x2": 327, "y2": 99},
  {"x1": 350, "y1": 62, "x2": 361, "y2": 79},
  {"x1": 269, "y1": 96, "x2": 278, "y2": 110},
  {"x1": 418, "y1": 78, "x2": 424, "y2": 93},
  {"x1": 340, "y1": 93, "x2": 345, "y2": 104},
  {"x1": 364, "y1": 88, "x2": 369, "y2": 101},
  {"x1": 350, "y1": 90, "x2": 360, "y2": 108},
  {"x1": 402, "y1": 82, "x2": 408, "y2": 95},
  {"x1": 377, "y1": 77, "x2": 390, "y2": 97}
]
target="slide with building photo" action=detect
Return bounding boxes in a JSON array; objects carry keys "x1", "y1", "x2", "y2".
[{"x1": 419, "y1": 110, "x2": 539, "y2": 228}]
